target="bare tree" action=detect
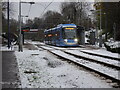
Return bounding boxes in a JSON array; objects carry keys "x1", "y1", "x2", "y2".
[
  {"x1": 60, "y1": 2, "x2": 92, "y2": 29},
  {"x1": 2, "y1": 2, "x2": 14, "y2": 17},
  {"x1": 43, "y1": 10, "x2": 62, "y2": 29}
]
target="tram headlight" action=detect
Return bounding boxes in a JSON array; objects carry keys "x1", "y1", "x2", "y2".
[
  {"x1": 64, "y1": 39, "x2": 68, "y2": 42},
  {"x1": 74, "y1": 38, "x2": 78, "y2": 42}
]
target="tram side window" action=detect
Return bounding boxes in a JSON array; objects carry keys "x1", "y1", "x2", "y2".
[
  {"x1": 50, "y1": 34, "x2": 52, "y2": 41},
  {"x1": 47, "y1": 34, "x2": 49, "y2": 41},
  {"x1": 46, "y1": 34, "x2": 48, "y2": 41},
  {"x1": 62, "y1": 28, "x2": 65, "y2": 39},
  {"x1": 51, "y1": 33, "x2": 54, "y2": 40},
  {"x1": 53, "y1": 32, "x2": 56, "y2": 40},
  {"x1": 56, "y1": 31, "x2": 60, "y2": 40},
  {"x1": 44, "y1": 34, "x2": 46, "y2": 41},
  {"x1": 53, "y1": 32, "x2": 55, "y2": 40}
]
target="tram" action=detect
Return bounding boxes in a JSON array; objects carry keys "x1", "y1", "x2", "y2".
[{"x1": 44, "y1": 24, "x2": 79, "y2": 46}]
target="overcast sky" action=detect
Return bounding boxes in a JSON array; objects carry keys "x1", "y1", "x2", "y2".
[
  {"x1": 11, "y1": 0, "x2": 95, "y2": 23},
  {"x1": 13, "y1": 2, "x2": 62, "y2": 22}
]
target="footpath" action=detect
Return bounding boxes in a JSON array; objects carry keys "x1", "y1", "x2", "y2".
[
  {"x1": 2, "y1": 50, "x2": 21, "y2": 88},
  {"x1": 1, "y1": 42, "x2": 38, "y2": 88}
]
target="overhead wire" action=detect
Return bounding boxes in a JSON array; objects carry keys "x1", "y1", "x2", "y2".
[
  {"x1": 25, "y1": 0, "x2": 34, "y2": 23},
  {"x1": 27, "y1": 4, "x2": 32, "y2": 16},
  {"x1": 35, "y1": 3, "x2": 46, "y2": 8},
  {"x1": 27, "y1": 0, "x2": 35, "y2": 17},
  {"x1": 40, "y1": 0, "x2": 54, "y2": 18}
]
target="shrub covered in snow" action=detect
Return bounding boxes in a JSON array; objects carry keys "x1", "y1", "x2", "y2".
[{"x1": 104, "y1": 41, "x2": 120, "y2": 54}]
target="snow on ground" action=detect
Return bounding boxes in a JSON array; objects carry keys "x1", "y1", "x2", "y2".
[
  {"x1": 25, "y1": 40, "x2": 45, "y2": 45},
  {"x1": 50, "y1": 46, "x2": 85, "y2": 50},
  {"x1": 1, "y1": 46, "x2": 13, "y2": 51},
  {"x1": 105, "y1": 41, "x2": 120, "y2": 48},
  {"x1": 51, "y1": 50, "x2": 119, "y2": 80},
  {"x1": 0, "y1": 45, "x2": 18, "y2": 51},
  {"x1": 15, "y1": 46, "x2": 112, "y2": 88},
  {"x1": 65, "y1": 50, "x2": 120, "y2": 67},
  {"x1": 81, "y1": 49, "x2": 120, "y2": 59}
]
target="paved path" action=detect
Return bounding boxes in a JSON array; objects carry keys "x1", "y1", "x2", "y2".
[{"x1": 2, "y1": 51, "x2": 21, "y2": 88}]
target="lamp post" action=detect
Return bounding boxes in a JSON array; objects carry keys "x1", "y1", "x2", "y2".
[{"x1": 18, "y1": 0, "x2": 35, "y2": 52}]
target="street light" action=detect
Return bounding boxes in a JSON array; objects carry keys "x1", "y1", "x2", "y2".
[
  {"x1": 18, "y1": 0, "x2": 35, "y2": 52},
  {"x1": 21, "y1": 1, "x2": 35, "y2": 4},
  {"x1": 21, "y1": 15, "x2": 28, "y2": 17}
]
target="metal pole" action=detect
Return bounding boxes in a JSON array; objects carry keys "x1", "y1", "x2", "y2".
[
  {"x1": 99, "y1": 3, "x2": 102, "y2": 31},
  {"x1": 88, "y1": 18, "x2": 89, "y2": 30},
  {"x1": 18, "y1": 0, "x2": 23, "y2": 52},
  {"x1": 113, "y1": 23, "x2": 116, "y2": 41},
  {"x1": 105, "y1": 13, "x2": 107, "y2": 42},
  {"x1": 21, "y1": 17, "x2": 24, "y2": 45},
  {"x1": 7, "y1": 0, "x2": 10, "y2": 49},
  {"x1": 99, "y1": 3, "x2": 102, "y2": 47}
]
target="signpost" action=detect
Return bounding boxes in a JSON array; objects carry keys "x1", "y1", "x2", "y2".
[
  {"x1": 30, "y1": 29, "x2": 38, "y2": 32},
  {"x1": 21, "y1": 28, "x2": 38, "y2": 44},
  {"x1": 21, "y1": 27, "x2": 30, "y2": 44},
  {"x1": 18, "y1": 1, "x2": 35, "y2": 52}
]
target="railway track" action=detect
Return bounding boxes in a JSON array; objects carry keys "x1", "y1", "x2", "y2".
[
  {"x1": 35, "y1": 44, "x2": 120, "y2": 84},
  {"x1": 44, "y1": 45, "x2": 120, "y2": 69},
  {"x1": 80, "y1": 50, "x2": 120, "y2": 61}
]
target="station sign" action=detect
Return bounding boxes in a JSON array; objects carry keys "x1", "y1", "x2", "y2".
[
  {"x1": 22, "y1": 27, "x2": 30, "y2": 32},
  {"x1": 30, "y1": 29, "x2": 38, "y2": 32}
]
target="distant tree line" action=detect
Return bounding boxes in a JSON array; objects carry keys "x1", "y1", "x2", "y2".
[
  {"x1": 3, "y1": 2, "x2": 120, "y2": 42},
  {"x1": 25, "y1": 2, "x2": 92, "y2": 30},
  {"x1": 2, "y1": 2, "x2": 18, "y2": 34},
  {"x1": 2, "y1": 2, "x2": 93, "y2": 41},
  {"x1": 24, "y1": 2, "x2": 94, "y2": 41}
]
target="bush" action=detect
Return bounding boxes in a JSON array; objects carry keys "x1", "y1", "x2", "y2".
[{"x1": 104, "y1": 41, "x2": 120, "y2": 54}]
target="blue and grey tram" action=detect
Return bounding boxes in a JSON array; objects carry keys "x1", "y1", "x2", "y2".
[{"x1": 44, "y1": 24, "x2": 79, "y2": 46}]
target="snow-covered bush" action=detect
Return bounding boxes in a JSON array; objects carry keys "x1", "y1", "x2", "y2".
[{"x1": 104, "y1": 41, "x2": 120, "y2": 54}]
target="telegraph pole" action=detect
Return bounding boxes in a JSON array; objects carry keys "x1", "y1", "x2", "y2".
[
  {"x1": 100, "y1": 5, "x2": 102, "y2": 31},
  {"x1": 18, "y1": 0, "x2": 23, "y2": 52},
  {"x1": 18, "y1": 1, "x2": 35, "y2": 52},
  {"x1": 7, "y1": 0, "x2": 10, "y2": 49}
]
